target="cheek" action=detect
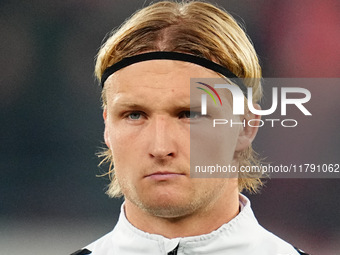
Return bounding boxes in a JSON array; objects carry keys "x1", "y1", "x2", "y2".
[
  {"x1": 107, "y1": 123, "x2": 144, "y2": 165},
  {"x1": 190, "y1": 121, "x2": 240, "y2": 169},
  {"x1": 210, "y1": 127, "x2": 239, "y2": 162},
  {"x1": 218, "y1": 128, "x2": 239, "y2": 160},
  {"x1": 109, "y1": 134, "x2": 134, "y2": 182},
  {"x1": 106, "y1": 123, "x2": 127, "y2": 159}
]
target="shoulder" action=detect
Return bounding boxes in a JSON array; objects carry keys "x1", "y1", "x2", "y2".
[
  {"x1": 256, "y1": 225, "x2": 310, "y2": 255},
  {"x1": 239, "y1": 195, "x2": 310, "y2": 254}
]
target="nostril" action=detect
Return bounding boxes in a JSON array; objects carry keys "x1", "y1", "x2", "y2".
[{"x1": 149, "y1": 151, "x2": 175, "y2": 159}]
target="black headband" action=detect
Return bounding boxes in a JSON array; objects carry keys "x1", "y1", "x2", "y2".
[{"x1": 100, "y1": 51, "x2": 247, "y2": 94}]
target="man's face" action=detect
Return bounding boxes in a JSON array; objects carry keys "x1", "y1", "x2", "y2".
[{"x1": 103, "y1": 60, "x2": 246, "y2": 218}]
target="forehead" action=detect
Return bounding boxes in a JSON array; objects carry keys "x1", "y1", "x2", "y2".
[{"x1": 104, "y1": 60, "x2": 222, "y2": 94}]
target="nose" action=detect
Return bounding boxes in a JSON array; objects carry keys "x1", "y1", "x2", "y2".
[{"x1": 148, "y1": 115, "x2": 177, "y2": 159}]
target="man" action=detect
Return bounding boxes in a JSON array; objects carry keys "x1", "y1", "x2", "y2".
[{"x1": 72, "y1": 1, "x2": 309, "y2": 254}]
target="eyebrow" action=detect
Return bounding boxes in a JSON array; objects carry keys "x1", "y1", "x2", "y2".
[
  {"x1": 112, "y1": 101, "x2": 149, "y2": 111},
  {"x1": 111, "y1": 99, "x2": 200, "y2": 114},
  {"x1": 114, "y1": 102, "x2": 142, "y2": 108}
]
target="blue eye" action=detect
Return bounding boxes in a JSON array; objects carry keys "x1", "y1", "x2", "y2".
[
  {"x1": 128, "y1": 112, "x2": 141, "y2": 120},
  {"x1": 180, "y1": 111, "x2": 201, "y2": 119}
]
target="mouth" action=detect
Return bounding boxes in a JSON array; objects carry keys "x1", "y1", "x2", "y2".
[{"x1": 144, "y1": 171, "x2": 185, "y2": 181}]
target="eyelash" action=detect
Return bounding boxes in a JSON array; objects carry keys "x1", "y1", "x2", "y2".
[
  {"x1": 178, "y1": 110, "x2": 202, "y2": 119},
  {"x1": 124, "y1": 111, "x2": 144, "y2": 120},
  {"x1": 123, "y1": 110, "x2": 203, "y2": 121}
]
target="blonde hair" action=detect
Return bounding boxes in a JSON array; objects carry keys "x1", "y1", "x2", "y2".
[{"x1": 95, "y1": 1, "x2": 263, "y2": 197}]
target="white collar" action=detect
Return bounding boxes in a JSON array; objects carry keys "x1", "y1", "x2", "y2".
[
  {"x1": 87, "y1": 194, "x2": 298, "y2": 255},
  {"x1": 117, "y1": 193, "x2": 256, "y2": 250}
]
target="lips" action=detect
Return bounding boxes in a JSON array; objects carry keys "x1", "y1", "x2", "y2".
[{"x1": 144, "y1": 171, "x2": 185, "y2": 181}]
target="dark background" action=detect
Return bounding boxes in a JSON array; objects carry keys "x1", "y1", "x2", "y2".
[{"x1": 1, "y1": 0, "x2": 339, "y2": 254}]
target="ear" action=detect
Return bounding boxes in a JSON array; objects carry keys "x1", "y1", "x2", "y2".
[
  {"x1": 103, "y1": 108, "x2": 111, "y2": 149},
  {"x1": 235, "y1": 104, "x2": 261, "y2": 152}
]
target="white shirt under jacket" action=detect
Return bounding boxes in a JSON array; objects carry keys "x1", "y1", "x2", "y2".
[{"x1": 85, "y1": 194, "x2": 300, "y2": 255}]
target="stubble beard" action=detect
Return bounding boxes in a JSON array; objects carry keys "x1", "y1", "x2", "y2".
[{"x1": 119, "y1": 177, "x2": 228, "y2": 220}]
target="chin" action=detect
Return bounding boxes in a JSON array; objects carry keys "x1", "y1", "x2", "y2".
[
  {"x1": 142, "y1": 202, "x2": 195, "y2": 219},
  {"x1": 138, "y1": 195, "x2": 196, "y2": 219}
]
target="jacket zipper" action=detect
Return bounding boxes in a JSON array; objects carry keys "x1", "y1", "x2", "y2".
[{"x1": 167, "y1": 244, "x2": 179, "y2": 255}]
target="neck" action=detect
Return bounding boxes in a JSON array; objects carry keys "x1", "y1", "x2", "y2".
[{"x1": 124, "y1": 189, "x2": 240, "y2": 238}]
